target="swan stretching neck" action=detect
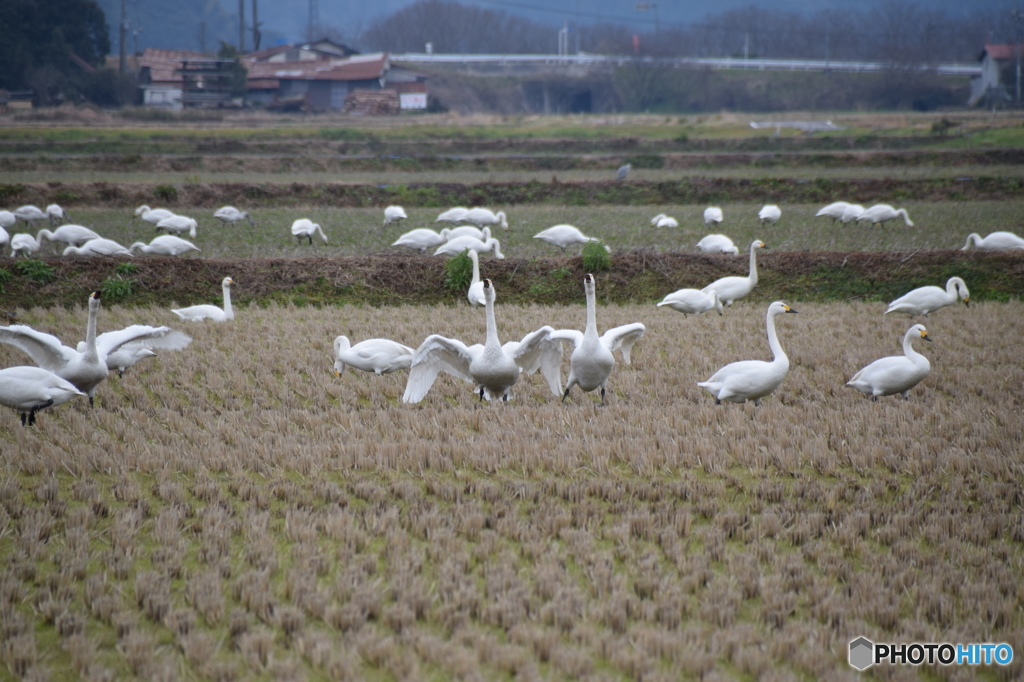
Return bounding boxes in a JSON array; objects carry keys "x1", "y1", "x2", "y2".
[
  {"x1": 697, "y1": 301, "x2": 797, "y2": 405},
  {"x1": 847, "y1": 325, "x2": 932, "y2": 400}
]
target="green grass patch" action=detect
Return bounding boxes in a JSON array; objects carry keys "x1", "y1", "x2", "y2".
[
  {"x1": 443, "y1": 251, "x2": 473, "y2": 292},
  {"x1": 582, "y1": 241, "x2": 612, "y2": 272},
  {"x1": 14, "y1": 259, "x2": 56, "y2": 284}
]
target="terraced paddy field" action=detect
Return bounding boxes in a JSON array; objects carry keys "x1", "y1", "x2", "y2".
[{"x1": 1, "y1": 110, "x2": 1022, "y2": 681}]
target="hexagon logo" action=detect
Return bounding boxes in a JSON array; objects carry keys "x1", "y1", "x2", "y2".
[{"x1": 849, "y1": 637, "x2": 874, "y2": 670}]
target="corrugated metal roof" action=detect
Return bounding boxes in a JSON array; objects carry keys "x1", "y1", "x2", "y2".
[
  {"x1": 246, "y1": 53, "x2": 389, "y2": 82},
  {"x1": 139, "y1": 48, "x2": 205, "y2": 83}
]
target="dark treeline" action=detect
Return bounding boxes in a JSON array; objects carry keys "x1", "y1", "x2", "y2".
[{"x1": 360, "y1": 1, "x2": 1007, "y2": 64}]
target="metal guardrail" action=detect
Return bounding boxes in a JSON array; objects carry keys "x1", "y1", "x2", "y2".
[{"x1": 390, "y1": 53, "x2": 981, "y2": 77}]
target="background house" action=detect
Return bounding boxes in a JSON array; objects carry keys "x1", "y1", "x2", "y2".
[
  {"x1": 138, "y1": 48, "x2": 205, "y2": 109},
  {"x1": 243, "y1": 40, "x2": 430, "y2": 113},
  {"x1": 969, "y1": 44, "x2": 1024, "y2": 106}
]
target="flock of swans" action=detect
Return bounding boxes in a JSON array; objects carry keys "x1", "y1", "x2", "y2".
[
  {"x1": 0, "y1": 195, "x2": 1015, "y2": 423},
  {"x1": 0, "y1": 292, "x2": 193, "y2": 424}
]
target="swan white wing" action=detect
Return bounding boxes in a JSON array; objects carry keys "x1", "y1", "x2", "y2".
[
  {"x1": 600, "y1": 323, "x2": 646, "y2": 364},
  {"x1": 172, "y1": 305, "x2": 225, "y2": 321},
  {"x1": 0, "y1": 325, "x2": 75, "y2": 371},
  {"x1": 94, "y1": 325, "x2": 193, "y2": 359},
  {"x1": 548, "y1": 328, "x2": 584, "y2": 351},
  {"x1": 699, "y1": 360, "x2": 777, "y2": 400},
  {"x1": 508, "y1": 326, "x2": 563, "y2": 396},
  {"x1": 403, "y1": 335, "x2": 476, "y2": 403}
]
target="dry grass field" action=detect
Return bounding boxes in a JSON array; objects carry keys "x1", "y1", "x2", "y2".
[{"x1": 1, "y1": 296, "x2": 1022, "y2": 681}]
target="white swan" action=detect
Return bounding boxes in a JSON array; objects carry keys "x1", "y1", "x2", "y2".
[
  {"x1": 45, "y1": 204, "x2": 71, "y2": 226},
  {"x1": 840, "y1": 204, "x2": 865, "y2": 223},
  {"x1": 129, "y1": 235, "x2": 200, "y2": 256},
  {"x1": 0, "y1": 225, "x2": 7, "y2": 250},
  {"x1": 815, "y1": 201, "x2": 850, "y2": 223},
  {"x1": 383, "y1": 205, "x2": 408, "y2": 226},
  {"x1": 434, "y1": 236, "x2": 504, "y2": 259},
  {"x1": 616, "y1": 164, "x2": 632, "y2": 180},
  {"x1": 703, "y1": 206, "x2": 723, "y2": 228},
  {"x1": 0, "y1": 291, "x2": 192, "y2": 406},
  {"x1": 392, "y1": 228, "x2": 451, "y2": 253},
  {"x1": 657, "y1": 288, "x2": 723, "y2": 316},
  {"x1": 0, "y1": 366, "x2": 85, "y2": 426},
  {"x1": 464, "y1": 208, "x2": 509, "y2": 230},
  {"x1": 962, "y1": 231, "x2": 1024, "y2": 251},
  {"x1": 63, "y1": 238, "x2": 133, "y2": 257},
  {"x1": 533, "y1": 225, "x2": 607, "y2": 253},
  {"x1": 466, "y1": 249, "x2": 485, "y2": 306},
  {"x1": 134, "y1": 205, "x2": 175, "y2": 226},
  {"x1": 333, "y1": 336, "x2": 415, "y2": 375},
  {"x1": 847, "y1": 324, "x2": 931, "y2": 400},
  {"x1": 403, "y1": 279, "x2": 562, "y2": 403},
  {"x1": 13, "y1": 205, "x2": 47, "y2": 226},
  {"x1": 885, "y1": 276, "x2": 969, "y2": 316},
  {"x1": 37, "y1": 225, "x2": 101, "y2": 249},
  {"x1": 550, "y1": 274, "x2": 645, "y2": 404},
  {"x1": 696, "y1": 234, "x2": 739, "y2": 254},
  {"x1": 758, "y1": 204, "x2": 781, "y2": 226},
  {"x1": 698, "y1": 301, "x2": 797, "y2": 405},
  {"x1": 436, "y1": 207, "x2": 470, "y2": 224},
  {"x1": 155, "y1": 215, "x2": 198, "y2": 239},
  {"x1": 214, "y1": 206, "x2": 255, "y2": 226},
  {"x1": 172, "y1": 277, "x2": 235, "y2": 322},
  {"x1": 858, "y1": 204, "x2": 913, "y2": 227},
  {"x1": 0, "y1": 210, "x2": 15, "y2": 229},
  {"x1": 11, "y1": 233, "x2": 41, "y2": 257},
  {"x1": 446, "y1": 225, "x2": 491, "y2": 242},
  {"x1": 650, "y1": 214, "x2": 679, "y2": 228},
  {"x1": 291, "y1": 219, "x2": 327, "y2": 245},
  {"x1": 701, "y1": 239, "x2": 766, "y2": 305},
  {"x1": 77, "y1": 341, "x2": 157, "y2": 377}
]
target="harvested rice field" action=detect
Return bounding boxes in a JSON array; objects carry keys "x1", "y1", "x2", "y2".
[{"x1": 1, "y1": 298, "x2": 1022, "y2": 681}]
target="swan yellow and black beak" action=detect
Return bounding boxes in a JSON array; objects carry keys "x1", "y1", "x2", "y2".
[
  {"x1": 962, "y1": 297, "x2": 969, "y2": 307},
  {"x1": 782, "y1": 303, "x2": 797, "y2": 314},
  {"x1": 920, "y1": 329, "x2": 933, "y2": 342},
  {"x1": 90, "y1": 291, "x2": 101, "y2": 300}
]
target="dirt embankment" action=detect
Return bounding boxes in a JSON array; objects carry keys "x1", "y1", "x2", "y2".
[
  {"x1": 2, "y1": 251, "x2": 1021, "y2": 310},
  {"x1": 3, "y1": 176, "x2": 1021, "y2": 211}
]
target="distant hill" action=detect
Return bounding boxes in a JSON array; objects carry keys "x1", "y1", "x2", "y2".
[{"x1": 96, "y1": 0, "x2": 1009, "y2": 57}]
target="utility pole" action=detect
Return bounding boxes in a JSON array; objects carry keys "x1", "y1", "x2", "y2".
[
  {"x1": 119, "y1": 0, "x2": 127, "y2": 73},
  {"x1": 238, "y1": 0, "x2": 245, "y2": 52},
  {"x1": 252, "y1": 0, "x2": 261, "y2": 51},
  {"x1": 308, "y1": 0, "x2": 319, "y2": 42},
  {"x1": 1014, "y1": 2, "x2": 1023, "y2": 103}
]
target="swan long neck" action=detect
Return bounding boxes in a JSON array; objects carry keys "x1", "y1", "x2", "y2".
[
  {"x1": 484, "y1": 291, "x2": 499, "y2": 348},
  {"x1": 765, "y1": 308, "x2": 786, "y2": 363},
  {"x1": 584, "y1": 283, "x2": 598, "y2": 339},
  {"x1": 84, "y1": 299, "x2": 99, "y2": 359},
  {"x1": 902, "y1": 329, "x2": 925, "y2": 365},
  {"x1": 946, "y1": 278, "x2": 960, "y2": 301},
  {"x1": 469, "y1": 249, "x2": 480, "y2": 284},
  {"x1": 748, "y1": 243, "x2": 759, "y2": 285},
  {"x1": 964, "y1": 234, "x2": 980, "y2": 249},
  {"x1": 36, "y1": 229, "x2": 53, "y2": 243},
  {"x1": 223, "y1": 283, "x2": 233, "y2": 316}
]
